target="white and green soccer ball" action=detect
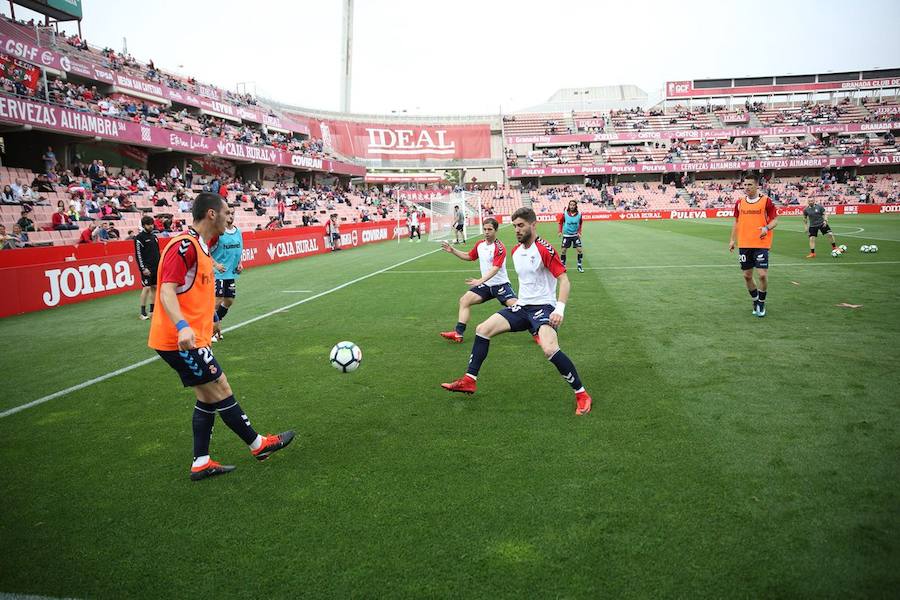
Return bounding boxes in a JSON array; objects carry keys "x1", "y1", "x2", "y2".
[
  {"x1": 860, "y1": 245, "x2": 870, "y2": 253},
  {"x1": 831, "y1": 249, "x2": 842, "y2": 258},
  {"x1": 870, "y1": 244, "x2": 878, "y2": 253},
  {"x1": 839, "y1": 244, "x2": 847, "y2": 252},
  {"x1": 330, "y1": 341, "x2": 362, "y2": 372},
  {"x1": 860, "y1": 244, "x2": 879, "y2": 253}
]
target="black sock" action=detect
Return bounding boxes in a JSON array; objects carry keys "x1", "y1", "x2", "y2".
[
  {"x1": 192, "y1": 400, "x2": 215, "y2": 459},
  {"x1": 210, "y1": 395, "x2": 258, "y2": 445},
  {"x1": 149, "y1": 303, "x2": 154, "y2": 314},
  {"x1": 748, "y1": 288, "x2": 758, "y2": 301},
  {"x1": 561, "y1": 254, "x2": 567, "y2": 265},
  {"x1": 455, "y1": 322, "x2": 466, "y2": 336},
  {"x1": 577, "y1": 254, "x2": 583, "y2": 266},
  {"x1": 140, "y1": 305, "x2": 147, "y2": 316},
  {"x1": 466, "y1": 334, "x2": 490, "y2": 377},
  {"x1": 549, "y1": 350, "x2": 583, "y2": 391},
  {"x1": 758, "y1": 290, "x2": 767, "y2": 306},
  {"x1": 216, "y1": 304, "x2": 229, "y2": 321}
]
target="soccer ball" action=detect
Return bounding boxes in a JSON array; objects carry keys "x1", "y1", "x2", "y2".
[
  {"x1": 831, "y1": 249, "x2": 841, "y2": 258},
  {"x1": 870, "y1": 244, "x2": 878, "y2": 253},
  {"x1": 330, "y1": 341, "x2": 362, "y2": 372},
  {"x1": 860, "y1": 245, "x2": 870, "y2": 253},
  {"x1": 839, "y1": 244, "x2": 847, "y2": 252}
]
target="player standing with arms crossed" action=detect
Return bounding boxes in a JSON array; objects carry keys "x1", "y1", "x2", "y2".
[
  {"x1": 134, "y1": 215, "x2": 159, "y2": 320},
  {"x1": 210, "y1": 207, "x2": 243, "y2": 342},
  {"x1": 441, "y1": 208, "x2": 592, "y2": 415},
  {"x1": 439, "y1": 218, "x2": 517, "y2": 343},
  {"x1": 729, "y1": 174, "x2": 778, "y2": 318},
  {"x1": 557, "y1": 199, "x2": 585, "y2": 273},
  {"x1": 453, "y1": 204, "x2": 465, "y2": 244},
  {"x1": 149, "y1": 192, "x2": 294, "y2": 481}
]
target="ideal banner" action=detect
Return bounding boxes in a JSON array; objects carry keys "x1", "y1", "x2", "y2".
[
  {"x1": 666, "y1": 77, "x2": 900, "y2": 99},
  {"x1": 297, "y1": 117, "x2": 492, "y2": 161},
  {"x1": 0, "y1": 94, "x2": 365, "y2": 176},
  {"x1": 508, "y1": 154, "x2": 900, "y2": 178},
  {"x1": 498, "y1": 203, "x2": 897, "y2": 223},
  {"x1": 505, "y1": 120, "x2": 900, "y2": 145},
  {"x1": 0, "y1": 220, "x2": 425, "y2": 318}
]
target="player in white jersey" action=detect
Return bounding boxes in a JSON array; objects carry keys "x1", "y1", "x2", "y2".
[
  {"x1": 441, "y1": 208, "x2": 592, "y2": 415},
  {"x1": 408, "y1": 208, "x2": 422, "y2": 242},
  {"x1": 439, "y1": 218, "x2": 518, "y2": 343}
]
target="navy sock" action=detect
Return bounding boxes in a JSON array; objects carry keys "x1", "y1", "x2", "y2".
[
  {"x1": 210, "y1": 395, "x2": 258, "y2": 445},
  {"x1": 216, "y1": 304, "x2": 229, "y2": 321},
  {"x1": 140, "y1": 305, "x2": 147, "y2": 316},
  {"x1": 748, "y1": 288, "x2": 758, "y2": 301},
  {"x1": 561, "y1": 254, "x2": 567, "y2": 265},
  {"x1": 455, "y1": 322, "x2": 466, "y2": 336},
  {"x1": 577, "y1": 254, "x2": 583, "y2": 266},
  {"x1": 466, "y1": 334, "x2": 490, "y2": 377},
  {"x1": 149, "y1": 303, "x2": 154, "y2": 314},
  {"x1": 549, "y1": 350, "x2": 583, "y2": 391},
  {"x1": 758, "y1": 290, "x2": 767, "y2": 306},
  {"x1": 192, "y1": 401, "x2": 215, "y2": 459}
]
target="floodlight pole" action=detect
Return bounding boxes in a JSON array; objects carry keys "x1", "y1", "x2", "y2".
[{"x1": 340, "y1": 0, "x2": 354, "y2": 113}]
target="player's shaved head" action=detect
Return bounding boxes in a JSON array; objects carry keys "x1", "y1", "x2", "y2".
[{"x1": 192, "y1": 192, "x2": 225, "y2": 222}]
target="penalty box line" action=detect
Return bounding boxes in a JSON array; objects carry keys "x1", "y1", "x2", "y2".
[
  {"x1": 385, "y1": 260, "x2": 900, "y2": 274},
  {"x1": 0, "y1": 247, "x2": 442, "y2": 420}
]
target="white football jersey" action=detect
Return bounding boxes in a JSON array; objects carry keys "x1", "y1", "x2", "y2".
[
  {"x1": 467, "y1": 239, "x2": 510, "y2": 286},
  {"x1": 511, "y1": 237, "x2": 566, "y2": 306}
]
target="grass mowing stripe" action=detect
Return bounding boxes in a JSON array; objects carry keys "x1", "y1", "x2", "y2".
[
  {"x1": 0, "y1": 246, "x2": 441, "y2": 420},
  {"x1": 385, "y1": 261, "x2": 899, "y2": 274}
]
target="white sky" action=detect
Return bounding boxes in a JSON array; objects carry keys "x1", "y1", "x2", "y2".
[{"x1": 5, "y1": 0, "x2": 900, "y2": 115}]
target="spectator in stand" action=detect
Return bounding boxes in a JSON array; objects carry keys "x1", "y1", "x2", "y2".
[
  {"x1": 100, "y1": 201, "x2": 122, "y2": 220},
  {"x1": 42, "y1": 147, "x2": 57, "y2": 173},
  {"x1": 17, "y1": 211, "x2": 35, "y2": 232},
  {"x1": 0, "y1": 224, "x2": 16, "y2": 249},
  {"x1": 184, "y1": 164, "x2": 193, "y2": 190},
  {"x1": 107, "y1": 222, "x2": 121, "y2": 240},
  {"x1": 10, "y1": 224, "x2": 29, "y2": 248},
  {"x1": 1, "y1": 185, "x2": 16, "y2": 204},
  {"x1": 79, "y1": 222, "x2": 98, "y2": 243},
  {"x1": 31, "y1": 174, "x2": 55, "y2": 193},
  {"x1": 177, "y1": 193, "x2": 192, "y2": 213},
  {"x1": 277, "y1": 194, "x2": 286, "y2": 225},
  {"x1": 20, "y1": 185, "x2": 35, "y2": 203},
  {"x1": 53, "y1": 201, "x2": 78, "y2": 230},
  {"x1": 170, "y1": 165, "x2": 181, "y2": 183},
  {"x1": 218, "y1": 178, "x2": 229, "y2": 202},
  {"x1": 96, "y1": 222, "x2": 110, "y2": 242},
  {"x1": 153, "y1": 192, "x2": 169, "y2": 207},
  {"x1": 265, "y1": 216, "x2": 281, "y2": 230}
]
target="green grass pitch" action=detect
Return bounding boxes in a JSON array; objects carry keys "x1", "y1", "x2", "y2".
[{"x1": 1, "y1": 215, "x2": 898, "y2": 598}]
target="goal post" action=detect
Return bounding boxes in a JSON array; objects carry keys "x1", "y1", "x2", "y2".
[{"x1": 427, "y1": 191, "x2": 482, "y2": 243}]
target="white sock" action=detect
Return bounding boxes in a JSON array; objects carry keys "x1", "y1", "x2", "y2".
[
  {"x1": 192, "y1": 455, "x2": 210, "y2": 469},
  {"x1": 249, "y1": 434, "x2": 263, "y2": 451},
  {"x1": 575, "y1": 387, "x2": 585, "y2": 394}
]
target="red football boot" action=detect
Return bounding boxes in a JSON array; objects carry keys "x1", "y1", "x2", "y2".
[
  {"x1": 441, "y1": 374, "x2": 477, "y2": 394},
  {"x1": 440, "y1": 331, "x2": 464, "y2": 343},
  {"x1": 575, "y1": 391, "x2": 592, "y2": 416}
]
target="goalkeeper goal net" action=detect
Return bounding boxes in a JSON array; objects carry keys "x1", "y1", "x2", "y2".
[{"x1": 426, "y1": 191, "x2": 482, "y2": 243}]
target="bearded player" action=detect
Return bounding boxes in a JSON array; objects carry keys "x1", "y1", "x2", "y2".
[
  {"x1": 439, "y1": 218, "x2": 517, "y2": 343},
  {"x1": 149, "y1": 192, "x2": 294, "y2": 480},
  {"x1": 441, "y1": 207, "x2": 592, "y2": 415}
]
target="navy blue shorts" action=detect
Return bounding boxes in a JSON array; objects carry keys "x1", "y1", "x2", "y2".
[
  {"x1": 562, "y1": 235, "x2": 582, "y2": 249},
  {"x1": 215, "y1": 278, "x2": 236, "y2": 298},
  {"x1": 157, "y1": 346, "x2": 223, "y2": 387},
  {"x1": 739, "y1": 248, "x2": 769, "y2": 271},
  {"x1": 469, "y1": 282, "x2": 517, "y2": 306},
  {"x1": 498, "y1": 303, "x2": 555, "y2": 335}
]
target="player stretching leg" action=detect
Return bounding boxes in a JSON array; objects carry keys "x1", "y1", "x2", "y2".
[
  {"x1": 440, "y1": 218, "x2": 517, "y2": 343},
  {"x1": 558, "y1": 199, "x2": 584, "y2": 273},
  {"x1": 803, "y1": 198, "x2": 838, "y2": 258},
  {"x1": 211, "y1": 207, "x2": 243, "y2": 342},
  {"x1": 729, "y1": 174, "x2": 778, "y2": 318},
  {"x1": 442, "y1": 208, "x2": 592, "y2": 416},
  {"x1": 149, "y1": 193, "x2": 294, "y2": 481}
]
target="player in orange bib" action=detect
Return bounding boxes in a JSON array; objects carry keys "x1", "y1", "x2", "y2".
[
  {"x1": 148, "y1": 192, "x2": 294, "y2": 481},
  {"x1": 729, "y1": 173, "x2": 779, "y2": 318}
]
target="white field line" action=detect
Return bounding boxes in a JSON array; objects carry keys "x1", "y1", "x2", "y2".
[
  {"x1": 385, "y1": 261, "x2": 900, "y2": 274},
  {"x1": 693, "y1": 220, "x2": 900, "y2": 242},
  {"x1": 0, "y1": 248, "x2": 442, "y2": 419}
]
